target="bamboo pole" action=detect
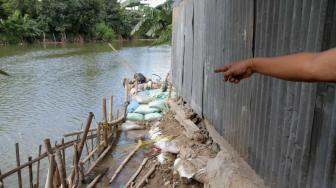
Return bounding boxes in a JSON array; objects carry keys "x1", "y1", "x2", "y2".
[
  {"x1": 102, "y1": 97, "x2": 108, "y2": 147},
  {"x1": 35, "y1": 145, "x2": 42, "y2": 188},
  {"x1": 72, "y1": 144, "x2": 79, "y2": 187},
  {"x1": 55, "y1": 148, "x2": 68, "y2": 188},
  {"x1": 15, "y1": 143, "x2": 23, "y2": 188},
  {"x1": 28, "y1": 157, "x2": 33, "y2": 188},
  {"x1": 0, "y1": 169, "x2": 4, "y2": 188},
  {"x1": 79, "y1": 162, "x2": 85, "y2": 183},
  {"x1": 61, "y1": 139, "x2": 66, "y2": 170},
  {"x1": 81, "y1": 147, "x2": 98, "y2": 164},
  {"x1": 109, "y1": 140, "x2": 142, "y2": 184},
  {"x1": 77, "y1": 112, "x2": 94, "y2": 161},
  {"x1": 63, "y1": 129, "x2": 96, "y2": 137},
  {"x1": 125, "y1": 158, "x2": 148, "y2": 188},
  {"x1": 109, "y1": 96, "x2": 113, "y2": 122},
  {"x1": 124, "y1": 78, "x2": 129, "y2": 103},
  {"x1": 96, "y1": 122, "x2": 101, "y2": 148},
  {"x1": 44, "y1": 139, "x2": 55, "y2": 188},
  {"x1": 87, "y1": 169, "x2": 108, "y2": 188},
  {"x1": 90, "y1": 131, "x2": 94, "y2": 152},
  {"x1": 85, "y1": 145, "x2": 112, "y2": 176},
  {"x1": 135, "y1": 163, "x2": 157, "y2": 188}
]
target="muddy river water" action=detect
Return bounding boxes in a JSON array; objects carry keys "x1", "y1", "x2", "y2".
[{"x1": 0, "y1": 41, "x2": 171, "y2": 187}]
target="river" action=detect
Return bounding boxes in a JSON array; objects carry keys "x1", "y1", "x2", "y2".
[{"x1": 0, "y1": 41, "x2": 171, "y2": 186}]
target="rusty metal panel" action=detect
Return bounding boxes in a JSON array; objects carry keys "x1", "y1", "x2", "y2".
[{"x1": 171, "y1": 0, "x2": 336, "y2": 187}]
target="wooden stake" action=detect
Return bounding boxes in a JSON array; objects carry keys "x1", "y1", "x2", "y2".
[
  {"x1": 87, "y1": 169, "x2": 108, "y2": 188},
  {"x1": 0, "y1": 169, "x2": 4, "y2": 188},
  {"x1": 77, "y1": 112, "x2": 94, "y2": 161},
  {"x1": 85, "y1": 145, "x2": 112, "y2": 176},
  {"x1": 35, "y1": 145, "x2": 42, "y2": 188},
  {"x1": 44, "y1": 139, "x2": 56, "y2": 188},
  {"x1": 102, "y1": 97, "x2": 108, "y2": 147},
  {"x1": 109, "y1": 140, "x2": 142, "y2": 184},
  {"x1": 61, "y1": 139, "x2": 66, "y2": 170},
  {"x1": 125, "y1": 158, "x2": 148, "y2": 188},
  {"x1": 109, "y1": 96, "x2": 113, "y2": 122},
  {"x1": 135, "y1": 163, "x2": 157, "y2": 188},
  {"x1": 96, "y1": 122, "x2": 101, "y2": 148},
  {"x1": 81, "y1": 147, "x2": 98, "y2": 164},
  {"x1": 79, "y1": 162, "x2": 85, "y2": 183},
  {"x1": 124, "y1": 78, "x2": 129, "y2": 103},
  {"x1": 15, "y1": 143, "x2": 23, "y2": 188},
  {"x1": 28, "y1": 157, "x2": 33, "y2": 188},
  {"x1": 55, "y1": 148, "x2": 68, "y2": 188}
]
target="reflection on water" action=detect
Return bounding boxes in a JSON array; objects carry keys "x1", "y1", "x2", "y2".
[{"x1": 0, "y1": 42, "x2": 170, "y2": 182}]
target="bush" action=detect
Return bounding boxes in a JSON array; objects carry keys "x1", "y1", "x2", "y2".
[{"x1": 95, "y1": 22, "x2": 115, "y2": 41}]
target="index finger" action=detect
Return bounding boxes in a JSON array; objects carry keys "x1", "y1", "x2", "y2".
[{"x1": 214, "y1": 65, "x2": 230, "y2": 73}]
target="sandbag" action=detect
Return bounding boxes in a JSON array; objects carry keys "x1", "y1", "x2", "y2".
[
  {"x1": 132, "y1": 95, "x2": 153, "y2": 104},
  {"x1": 144, "y1": 112, "x2": 162, "y2": 121},
  {"x1": 134, "y1": 105, "x2": 160, "y2": 114},
  {"x1": 127, "y1": 100, "x2": 140, "y2": 113},
  {"x1": 154, "y1": 139, "x2": 179, "y2": 153},
  {"x1": 126, "y1": 113, "x2": 144, "y2": 121},
  {"x1": 120, "y1": 121, "x2": 145, "y2": 131},
  {"x1": 148, "y1": 100, "x2": 167, "y2": 111}
]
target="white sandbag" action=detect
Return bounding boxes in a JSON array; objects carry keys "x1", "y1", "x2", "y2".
[
  {"x1": 148, "y1": 100, "x2": 167, "y2": 111},
  {"x1": 149, "y1": 123, "x2": 162, "y2": 140},
  {"x1": 120, "y1": 121, "x2": 145, "y2": 131},
  {"x1": 154, "y1": 139, "x2": 179, "y2": 154},
  {"x1": 132, "y1": 95, "x2": 153, "y2": 104},
  {"x1": 134, "y1": 105, "x2": 160, "y2": 114},
  {"x1": 173, "y1": 158, "x2": 196, "y2": 179},
  {"x1": 144, "y1": 113, "x2": 162, "y2": 121},
  {"x1": 126, "y1": 113, "x2": 144, "y2": 121}
]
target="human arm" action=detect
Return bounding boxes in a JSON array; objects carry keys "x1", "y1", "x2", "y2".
[{"x1": 214, "y1": 48, "x2": 336, "y2": 83}]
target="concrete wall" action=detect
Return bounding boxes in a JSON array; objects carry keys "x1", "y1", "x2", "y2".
[{"x1": 171, "y1": 0, "x2": 336, "y2": 187}]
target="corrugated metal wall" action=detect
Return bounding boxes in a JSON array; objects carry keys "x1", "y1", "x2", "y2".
[{"x1": 171, "y1": 0, "x2": 336, "y2": 187}]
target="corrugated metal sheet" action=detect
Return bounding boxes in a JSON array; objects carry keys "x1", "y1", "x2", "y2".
[{"x1": 171, "y1": 0, "x2": 336, "y2": 187}]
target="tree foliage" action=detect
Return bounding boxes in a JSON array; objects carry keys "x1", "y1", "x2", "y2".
[
  {"x1": 130, "y1": 0, "x2": 172, "y2": 44},
  {"x1": 0, "y1": 0, "x2": 172, "y2": 44}
]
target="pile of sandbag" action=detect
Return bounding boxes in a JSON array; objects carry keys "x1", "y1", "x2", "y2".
[{"x1": 126, "y1": 75, "x2": 176, "y2": 122}]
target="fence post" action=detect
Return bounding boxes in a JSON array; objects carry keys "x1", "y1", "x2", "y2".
[
  {"x1": 109, "y1": 96, "x2": 113, "y2": 122},
  {"x1": 15, "y1": 143, "x2": 23, "y2": 188}
]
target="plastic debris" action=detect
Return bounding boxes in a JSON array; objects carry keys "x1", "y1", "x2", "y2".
[
  {"x1": 144, "y1": 113, "x2": 162, "y2": 121},
  {"x1": 120, "y1": 121, "x2": 145, "y2": 131},
  {"x1": 126, "y1": 113, "x2": 144, "y2": 121},
  {"x1": 154, "y1": 139, "x2": 179, "y2": 154}
]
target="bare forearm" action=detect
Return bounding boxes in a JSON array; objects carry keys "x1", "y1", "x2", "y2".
[{"x1": 250, "y1": 49, "x2": 336, "y2": 81}]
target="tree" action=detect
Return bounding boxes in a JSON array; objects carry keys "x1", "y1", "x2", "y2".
[{"x1": 130, "y1": 0, "x2": 172, "y2": 44}]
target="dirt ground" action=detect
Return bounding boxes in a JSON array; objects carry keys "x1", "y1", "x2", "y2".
[{"x1": 130, "y1": 110, "x2": 219, "y2": 188}]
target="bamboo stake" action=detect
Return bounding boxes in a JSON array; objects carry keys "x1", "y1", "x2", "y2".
[
  {"x1": 28, "y1": 157, "x2": 33, "y2": 188},
  {"x1": 15, "y1": 143, "x2": 23, "y2": 188},
  {"x1": 55, "y1": 148, "x2": 68, "y2": 188},
  {"x1": 34, "y1": 145, "x2": 42, "y2": 188},
  {"x1": 135, "y1": 163, "x2": 157, "y2": 188},
  {"x1": 77, "y1": 112, "x2": 94, "y2": 161},
  {"x1": 63, "y1": 129, "x2": 96, "y2": 137},
  {"x1": 79, "y1": 162, "x2": 85, "y2": 182},
  {"x1": 0, "y1": 136, "x2": 97, "y2": 180},
  {"x1": 87, "y1": 169, "x2": 108, "y2": 188},
  {"x1": 109, "y1": 96, "x2": 113, "y2": 122},
  {"x1": 61, "y1": 139, "x2": 66, "y2": 170},
  {"x1": 124, "y1": 78, "x2": 129, "y2": 103},
  {"x1": 72, "y1": 144, "x2": 79, "y2": 187},
  {"x1": 81, "y1": 147, "x2": 98, "y2": 164},
  {"x1": 90, "y1": 131, "x2": 94, "y2": 152},
  {"x1": 52, "y1": 168, "x2": 60, "y2": 188},
  {"x1": 125, "y1": 158, "x2": 148, "y2": 188},
  {"x1": 44, "y1": 139, "x2": 56, "y2": 188},
  {"x1": 96, "y1": 122, "x2": 101, "y2": 148},
  {"x1": 0, "y1": 169, "x2": 4, "y2": 188},
  {"x1": 109, "y1": 140, "x2": 142, "y2": 184},
  {"x1": 85, "y1": 145, "x2": 112, "y2": 176},
  {"x1": 102, "y1": 97, "x2": 108, "y2": 147}
]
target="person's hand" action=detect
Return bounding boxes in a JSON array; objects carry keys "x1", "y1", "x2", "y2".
[{"x1": 214, "y1": 59, "x2": 254, "y2": 83}]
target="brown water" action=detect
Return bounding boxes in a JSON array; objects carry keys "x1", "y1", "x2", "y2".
[{"x1": 0, "y1": 41, "x2": 171, "y2": 187}]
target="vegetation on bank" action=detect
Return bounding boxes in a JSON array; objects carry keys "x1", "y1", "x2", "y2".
[{"x1": 0, "y1": 0, "x2": 172, "y2": 45}]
